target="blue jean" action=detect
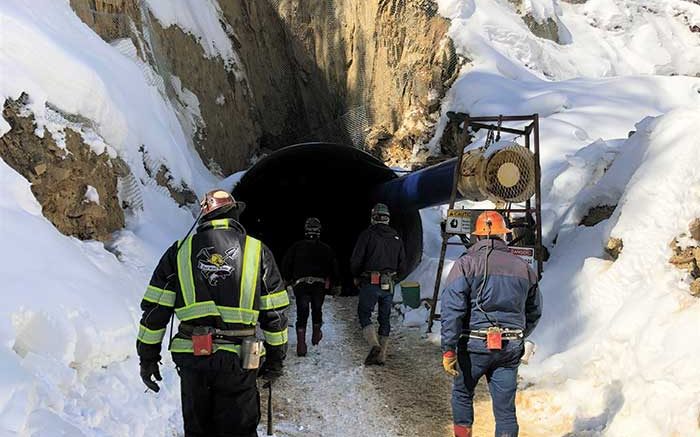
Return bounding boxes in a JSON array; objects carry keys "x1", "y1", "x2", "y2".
[
  {"x1": 357, "y1": 284, "x2": 393, "y2": 336},
  {"x1": 452, "y1": 337, "x2": 523, "y2": 437}
]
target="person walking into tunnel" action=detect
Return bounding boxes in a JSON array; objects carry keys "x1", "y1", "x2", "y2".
[
  {"x1": 281, "y1": 217, "x2": 341, "y2": 356},
  {"x1": 136, "y1": 190, "x2": 290, "y2": 437},
  {"x1": 440, "y1": 211, "x2": 542, "y2": 437},
  {"x1": 351, "y1": 203, "x2": 407, "y2": 366}
]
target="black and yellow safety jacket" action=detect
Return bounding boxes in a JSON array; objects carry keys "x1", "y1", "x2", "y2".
[{"x1": 136, "y1": 218, "x2": 289, "y2": 369}]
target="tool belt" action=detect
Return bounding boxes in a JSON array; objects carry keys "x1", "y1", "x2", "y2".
[
  {"x1": 293, "y1": 276, "x2": 326, "y2": 286},
  {"x1": 361, "y1": 271, "x2": 396, "y2": 290},
  {"x1": 178, "y1": 324, "x2": 256, "y2": 344},
  {"x1": 466, "y1": 328, "x2": 523, "y2": 341}
]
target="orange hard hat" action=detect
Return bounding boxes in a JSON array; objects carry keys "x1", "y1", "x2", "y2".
[
  {"x1": 200, "y1": 189, "x2": 236, "y2": 217},
  {"x1": 472, "y1": 211, "x2": 512, "y2": 236}
]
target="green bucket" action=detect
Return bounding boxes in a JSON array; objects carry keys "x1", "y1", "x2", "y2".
[{"x1": 400, "y1": 281, "x2": 421, "y2": 309}]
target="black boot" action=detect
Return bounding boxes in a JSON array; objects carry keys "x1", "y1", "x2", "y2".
[
  {"x1": 296, "y1": 328, "x2": 307, "y2": 357},
  {"x1": 311, "y1": 324, "x2": 323, "y2": 345}
]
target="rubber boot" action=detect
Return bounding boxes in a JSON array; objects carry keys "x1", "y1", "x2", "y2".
[
  {"x1": 453, "y1": 425, "x2": 472, "y2": 437},
  {"x1": 377, "y1": 335, "x2": 389, "y2": 365},
  {"x1": 311, "y1": 324, "x2": 323, "y2": 346},
  {"x1": 362, "y1": 326, "x2": 382, "y2": 365},
  {"x1": 296, "y1": 328, "x2": 307, "y2": 357}
]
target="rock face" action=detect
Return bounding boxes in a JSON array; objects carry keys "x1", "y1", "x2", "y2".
[
  {"x1": 274, "y1": 0, "x2": 459, "y2": 164},
  {"x1": 4, "y1": 0, "x2": 458, "y2": 240},
  {"x1": 0, "y1": 96, "x2": 125, "y2": 241},
  {"x1": 508, "y1": 0, "x2": 564, "y2": 44},
  {"x1": 689, "y1": 218, "x2": 700, "y2": 241},
  {"x1": 669, "y1": 221, "x2": 700, "y2": 297},
  {"x1": 522, "y1": 15, "x2": 561, "y2": 43},
  {"x1": 68, "y1": 0, "x2": 459, "y2": 172},
  {"x1": 580, "y1": 205, "x2": 617, "y2": 227},
  {"x1": 691, "y1": 279, "x2": 700, "y2": 297},
  {"x1": 606, "y1": 237, "x2": 624, "y2": 260}
]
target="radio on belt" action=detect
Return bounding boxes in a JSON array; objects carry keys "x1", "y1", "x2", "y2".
[
  {"x1": 192, "y1": 326, "x2": 214, "y2": 356},
  {"x1": 486, "y1": 326, "x2": 503, "y2": 350}
]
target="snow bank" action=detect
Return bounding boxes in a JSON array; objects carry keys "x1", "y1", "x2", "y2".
[
  {"x1": 523, "y1": 109, "x2": 700, "y2": 435},
  {"x1": 0, "y1": 158, "x2": 192, "y2": 435},
  {"x1": 437, "y1": 0, "x2": 700, "y2": 79},
  {"x1": 0, "y1": 1, "x2": 224, "y2": 434}
]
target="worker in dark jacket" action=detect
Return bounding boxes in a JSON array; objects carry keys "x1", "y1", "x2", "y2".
[
  {"x1": 137, "y1": 190, "x2": 289, "y2": 437},
  {"x1": 281, "y1": 217, "x2": 340, "y2": 356},
  {"x1": 351, "y1": 203, "x2": 407, "y2": 365},
  {"x1": 440, "y1": 211, "x2": 542, "y2": 437}
]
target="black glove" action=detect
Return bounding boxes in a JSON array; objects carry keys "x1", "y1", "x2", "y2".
[
  {"x1": 140, "y1": 361, "x2": 162, "y2": 392},
  {"x1": 258, "y1": 359, "x2": 283, "y2": 382}
]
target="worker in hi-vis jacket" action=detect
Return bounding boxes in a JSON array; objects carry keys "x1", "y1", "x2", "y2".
[{"x1": 136, "y1": 190, "x2": 289, "y2": 437}]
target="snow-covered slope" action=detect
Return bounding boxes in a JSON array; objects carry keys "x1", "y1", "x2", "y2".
[
  {"x1": 0, "y1": 1, "x2": 220, "y2": 435},
  {"x1": 527, "y1": 109, "x2": 700, "y2": 434},
  {"x1": 0, "y1": 0, "x2": 215, "y2": 187},
  {"x1": 439, "y1": 0, "x2": 700, "y2": 79},
  {"x1": 411, "y1": 0, "x2": 700, "y2": 434}
]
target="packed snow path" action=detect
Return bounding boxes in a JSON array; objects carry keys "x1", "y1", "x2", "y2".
[
  {"x1": 259, "y1": 295, "x2": 451, "y2": 436},
  {"x1": 259, "y1": 297, "x2": 563, "y2": 437}
]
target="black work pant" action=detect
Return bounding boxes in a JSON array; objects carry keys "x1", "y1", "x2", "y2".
[
  {"x1": 179, "y1": 366, "x2": 260, "y2": 437},
  {"x1": 294, "y1": 282, "x2": 325, "y2": 329}
]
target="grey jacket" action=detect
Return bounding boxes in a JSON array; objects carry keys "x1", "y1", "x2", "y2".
[{"x1": 440, "y1": 239, "x2": 542, "y2": 353}]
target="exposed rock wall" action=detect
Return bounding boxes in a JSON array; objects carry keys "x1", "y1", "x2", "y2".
[
  {"x1": 68, "y1": 0, "x2": 459, "y2": 172},
  {"x1": 508, "y1": 0, "x2": 564, "y2": 43},
  {"x1": 0, "y1": 97, "x2": 125, "y2": 241},
  {"x1": 145, "y1": 16, "x2": 261, "y2": 175},
  {"x1": 274, "y1": 0, "x2": 459, "y2": 164},
  {"x1": 217, "y1": 1, "x2": 344, "y2": 151},
  {"x1": 669, "y1": 219, "x2": 700, "y2": 297}
]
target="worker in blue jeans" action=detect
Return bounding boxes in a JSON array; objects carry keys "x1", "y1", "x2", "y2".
[
  {"x1": 441, "y1": 212, "x2": 542, "y2": 437},
  {"x1": 452, "y1": 336, "x2": 522, "y2": 434},
  {"x1": 351, "y1": 203, "x2": 407, "y2": 365},
  {"x1": 356, "y1": 282, "x2": 392, "y2": 357}
]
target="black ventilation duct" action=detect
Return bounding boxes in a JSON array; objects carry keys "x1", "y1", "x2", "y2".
[{"x1": 233, "y1": 143, "x2": 423, "y2": 292}]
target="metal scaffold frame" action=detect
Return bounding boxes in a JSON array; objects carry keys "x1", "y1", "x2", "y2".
[{"x1": 427, "y1": 113, "x2": 543, "y2": 333}]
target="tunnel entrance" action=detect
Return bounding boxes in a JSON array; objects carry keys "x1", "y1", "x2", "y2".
[{"x1": 233, "y1": 143, "x2": 422, "y2": 292}]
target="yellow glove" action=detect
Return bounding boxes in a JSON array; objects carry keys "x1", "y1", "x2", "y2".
[{"x1": 442, "y1": 351, "x2": 458, "y2": 376}]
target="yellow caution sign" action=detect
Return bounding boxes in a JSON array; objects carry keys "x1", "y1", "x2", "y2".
[{"x1": 446, "y1": 209, "x2": 473, "y2": 234}]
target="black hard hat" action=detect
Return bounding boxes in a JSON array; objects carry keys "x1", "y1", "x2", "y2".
[
  {"x1": 304, "y1": 217, "x2": 322, "y2": 236},
  {"x1": 371, "y1": 203, "x2": 390, "y2": 224}
]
